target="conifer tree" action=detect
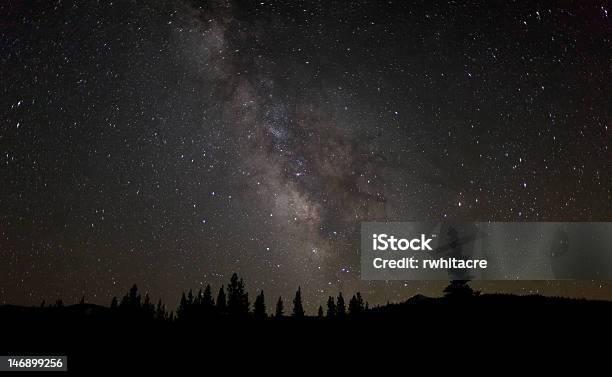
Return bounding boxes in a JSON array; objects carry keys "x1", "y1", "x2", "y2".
[
  {"x1": 196, "y1": 289, "x2": 203, "y2": 306},
  {"x1": 216, "y1": 285, "x2": 227, "y2": 315},
  {"x1": 348, "y1": 292, "x2": 364, "y2": 317},
  {"x1": 155, "y1": 299, "x2": 166, "y2": 320},
  {"x1": 177, "y1": 292, "x2": 188, "y2": 320},
  {"x1": 143, "y1": 293, "x2": 154, "y2": 318},
  {"x1": 227, "y1": 273, "x2": 249, "y2": 315},
  {"x1": 275, "y1": 296, "x2": 284, "y2": 318},
  {"x1": 202, "y1": 284, "x2": 214, "y2": 311},
  {"x1": 187, "y1": 289, "x2": 194, "y2": 306},
  {"x1": 326, "y1": 296, "x2": 336, "y2": 318},
  {"x1": 292, "y1": 286, "x2": 305, "y2": 318},
  {"x1": 336, "y1": 292, "x2": 346, "y2": 319},
  {"x1": 253, "y1": 291, "x2": 266, "y2": 319},
  {"x1": 129, "y1": 284, "x2": 140, "y2": 305}
]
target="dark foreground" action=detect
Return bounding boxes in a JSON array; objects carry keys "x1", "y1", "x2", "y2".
[{"x1": 2, "y1": 293, "x2": 612, "y2": 373}]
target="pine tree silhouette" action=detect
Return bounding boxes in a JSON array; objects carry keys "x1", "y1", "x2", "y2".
[
  {"x1": 216, "y1": 285, "x2": 227, "y2": 315},
  {"x1": 202, "y1": 284, "x2": 214, "y2": 312},
  {"x1": 129, "y1": 284, "x2": 140, "y2": 304},
  {"x1": 110, "y1": 297, "x2": 118, "y2": 310},
  {"x1": 177, "y1": 292, "x2": 188, "y2": 320},
  {"x1": 187, "y1": 289, "x2": 194, "y2": 307},
  {"x1": 119, "y1": 284, "x2": 142, "y2": 318},
  {"x1": 349, "y1": 292, "x2": 364, "y2": 317},
  {"x1": 356, "y1": 292, "x2": 364, "y2": 310},
  {"x1": 155, "y1": 299, "x2": 166, "y2": 321},
  {"x1": 336, "y1": 293, "x2": 346, "y2": 319},
  {"x1": 142, "y1": 293, "x2": 154, "y2": 319},
  {"x1": 253, "y1": 291, "x2": 266, "y2": 319},
  {"x1": 275, "y1": 296, "x2": 284, "y2": 318},
  {"x1": 292, "y1": 286, "x2": 305, "y2": 318},
  {"x1": 317, "y1": 305, "x2": 324, "y2": 318},
  {"x1": 227, "y1": 273, "x2": 249, "y2": 316},
  {"x1": 326, "y1": 296, "x2": 336, "y2": 318}
]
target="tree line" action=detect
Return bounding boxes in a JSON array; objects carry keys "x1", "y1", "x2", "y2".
[
  {"x1": 100, "y1": 273, "x2": 372, "y2": 322},
  {"x1": 37, "y1": 275, "x2": 477, "y2": 321}
]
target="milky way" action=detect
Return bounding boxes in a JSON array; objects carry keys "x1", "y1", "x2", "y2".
[{"x1": 1, "y1": 0, "x2": 611, "y2": 310}]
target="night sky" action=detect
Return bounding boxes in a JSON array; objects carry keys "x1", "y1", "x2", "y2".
[{"x1": 1, "y1": 0, "x2": 611, "y2": 311}]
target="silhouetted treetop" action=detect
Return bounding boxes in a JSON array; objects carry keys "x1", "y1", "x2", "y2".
[
  {"x1": 253, "y1": 291, "x2": 266, "y2": 319},
  {"x1": 336, "y1": 293, "x2": 346, "y2": 319},
  {"x1": 326, "y1": 296, "x2": 336, "y2": 318},
  {"x1": 349, "y1": 292, "x2": 365, "y2": 317},
  {"x1": 227, "y1": 273, "x2": 249, "y2": 316},
  {"x1": 217, "y1": 285, "x2": 227, "y2": 314},
  {"x1": 444, "y1": 280, "x2": 478, "y2": 299},
  {"x1": 292, "y1": 287, "x2": 305, "y2": 318},
  {"x1": 275, "y1": 296, "x2": 284, "y2": 318}
]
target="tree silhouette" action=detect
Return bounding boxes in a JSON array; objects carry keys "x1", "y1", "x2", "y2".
[
  {"x1": 142, "y1": 293, "x2": 154, "y2": 319},
  {"x1": 292, "y1": 286, "x2": 305, "y2": 318},
  {"x1": 275, "y1": 296, "x2": 284, "y2": 318},
  {"x1": 317, "y1": 305, "x2": 324, "y2": 318},
  {"x1": 110, "y1": 296, "x2": 118, "y2": 310},
  {"x1": 253, "y1": 291, "x2": 266, "y2": 319},
  {"x1": 155, "y1": 299, "x2": 166, "y2": 320},
  {"x1": 326, "y1": 296, "x2": 336, "y2": 318},
  {"x1": 195, "y1": 288, "x2": 203, "y2": 307},
  {"x1": 349, "y1": 292, "x2": 364, "y2": 317},
  {"x1": 119, "y1": 284, "x2": 142, "y2": 318},
  {"x1": 187, "y1": 289, "x2": 194, "y2": 307},
  {"x1": 227, "y1": 273, "x2": 249, "y2": 316},
  {"x1": 177, "y1": 292, "x2": 188, "y2": 321},
  {"x1": 121, "y1": 284, "x2": 141, "y2": 309},
  {"x1": 202, "y1": 284, "x2": 214, "y2": 312},
  {"x1": 129, "y1": 284, "x2": 140, "y2": 304},
  {"x1": 336, "y1": 293, "x2": 346, "y2": 319},
  {"x1": 443, "y1": 280, "x2": 478, "y2": 299},
  {"x1": 216, "y1": 285, "x2": 227, "y2": 315}
]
